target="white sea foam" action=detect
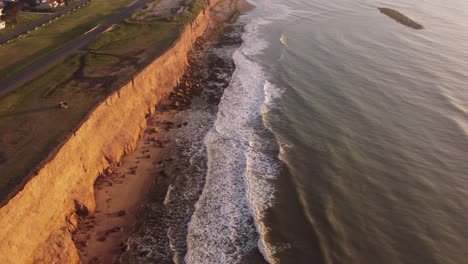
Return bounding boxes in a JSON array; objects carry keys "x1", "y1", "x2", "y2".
[
  {"x1": 185, "y1": 1, "x2": 293, "y2": 263},
  {"x1": 280, "y1": 34, "x2": 287, "y2": 45},
  {"x1": 162, "y1": 186, "x2": 171, "y2": 206}
]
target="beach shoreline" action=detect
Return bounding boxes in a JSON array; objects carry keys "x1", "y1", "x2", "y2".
[
  {"x1": 72, "y1": 1, "x2": 251, "y2": 262},
  {"x1": 72, "y1": 108, "x2": 178, "y2": 263}
]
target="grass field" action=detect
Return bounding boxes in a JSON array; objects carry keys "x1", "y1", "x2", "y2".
[
  {"x1": 0, "y1": 18, "x2": 182, "y2": 199},
  {"x1": 0, "y1": 0, "x2": 135, "y2": 83},
  {"x1": 0, "y1": 13, "x2": 49, "y2": 36},
  {"x1": 130, "y1": 0, "x2": 204, "y2": 23}
]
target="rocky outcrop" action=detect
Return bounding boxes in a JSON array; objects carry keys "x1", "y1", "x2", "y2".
[
  {"x1": 378, "y1": 7, "x2": 423, "y2": 29},
  {"x1": 0, "y1": 1, "x2": 218, "y2": 263}
]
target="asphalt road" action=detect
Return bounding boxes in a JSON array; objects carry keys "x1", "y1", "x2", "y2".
[
  {"x1": 0, "y1": 0, "x2": 150, "y2": 96},
  {"x1": 0, "y1": 0, "x2": 91, "y2": 45}
]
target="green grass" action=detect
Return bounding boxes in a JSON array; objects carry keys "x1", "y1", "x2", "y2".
[
  {"x1": 130, "y1": 0, "x2": 204, "y2": 24},
  {"x1": 0, "y1": 13, "x2": 49, "y2": 36},
  {"x1": 0, "y1": 54, "x2": 83, "y2": 196},
  {"x1": 0, "y1": 19, "x2": 182, "y2": 199},
  {"x1": 90, "y1": 22, "x2": 181, "y2": 54},
  {"x1": 84, "y1": 21, "x2": 182, "y2": 85},
  {"x1": 131, "y1": 0, "x2": 162, "y2": 19},
  {"x1": 178, "y1": 0, "x2": 204, "y2": 23},
  {"x1": 0, "y1": 0, "x2": 135, "y2": 83}
]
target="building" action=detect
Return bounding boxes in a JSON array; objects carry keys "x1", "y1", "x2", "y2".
[
  {"x1": 0, "y1": 1, "x2": 4, "y2": 30},
  {"x1": 35, "y1": 2, "x2": 50, "y2": 11}
]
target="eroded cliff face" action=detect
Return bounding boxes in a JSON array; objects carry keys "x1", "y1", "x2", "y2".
[{"x1": 0, "y1": 1, "x2": 218, "y2": 263}]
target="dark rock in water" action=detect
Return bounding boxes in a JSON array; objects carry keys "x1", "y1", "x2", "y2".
[
  {"x1": 159, "y1": 170, "x2": 168, "y2": 178},
  {"x1": 119, "y1": 242, "x2": 128, "y2": 252},
  {"x1": 378, "y1": 8, "x2": 423, "y2": 29}
]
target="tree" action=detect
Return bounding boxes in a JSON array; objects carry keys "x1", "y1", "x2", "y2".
[
  {"x1": 1, "y1": 2, "x2": 24, "y2": 24},
  {"x1": 1, "y1": 0, "x2": 39, "y2": 24}
]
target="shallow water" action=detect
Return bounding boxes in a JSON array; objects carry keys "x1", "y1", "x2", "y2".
[
  {"x1": 128, "y1": 0, "x2": 468, "y2": 263},
  {"x1": 239, "y1": 0, "x2": 468, "y2": 263}
]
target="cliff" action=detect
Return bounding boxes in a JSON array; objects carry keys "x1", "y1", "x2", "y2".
[{"x1": 0, "y1": 1, "x2": 218, "y2": 263}]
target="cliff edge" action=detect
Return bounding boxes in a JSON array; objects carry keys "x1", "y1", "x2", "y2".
[{"x1": 0, "y1": 0, "x2": 218, "y2": 262}]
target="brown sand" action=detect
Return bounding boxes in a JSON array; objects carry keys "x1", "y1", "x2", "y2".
[{"x1": 73, "y1": 110, "x2": 178, "y2": 263}]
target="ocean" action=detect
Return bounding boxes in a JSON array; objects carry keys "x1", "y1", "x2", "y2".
[{"x1": 128, "y1": 0, "x2": 468, "y2": 263}]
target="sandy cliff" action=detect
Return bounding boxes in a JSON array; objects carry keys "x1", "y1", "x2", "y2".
[{"x1": 0, "y1": 1, "x2": 218, "y2": 263}]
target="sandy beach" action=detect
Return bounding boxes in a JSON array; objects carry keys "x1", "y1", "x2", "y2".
[
  {"x1": 72, "y1": 0, "x2": 251, "y2": 262},
  {"x1": 72, "y1": 108, "x2": 178, "y2": 263}
]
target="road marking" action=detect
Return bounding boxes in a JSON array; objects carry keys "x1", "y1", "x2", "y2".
[
  {"x1": 127, "y1": 0, "x2": 138, "y2": 7},
  {"x1": 105, "y1": 24, "x2": 116, "y2": 32},
  {"x1": 84, "y1": 24, "x2": 100, "y2": 35}
]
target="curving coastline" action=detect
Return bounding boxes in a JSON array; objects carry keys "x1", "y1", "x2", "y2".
[{"x1": 0, "y1": 1, "x2": 220, "y2": 262}]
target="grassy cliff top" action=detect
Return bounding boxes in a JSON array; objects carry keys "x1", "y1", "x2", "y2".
[{"x1": 0, "y1": 0, "x2": 206, "y2": 201}]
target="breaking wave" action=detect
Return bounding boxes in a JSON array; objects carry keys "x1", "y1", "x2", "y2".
[{"x1": 185, "y1": 2, "x2": 292, "y2": 263}]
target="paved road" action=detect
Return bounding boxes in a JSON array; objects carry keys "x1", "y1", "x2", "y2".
[
  {"x1": 0, "y1": 0, "x2": 91, "y2": 45},
  {"x1": 0, "y1": 0, "x2": 150, "y2": 96}
]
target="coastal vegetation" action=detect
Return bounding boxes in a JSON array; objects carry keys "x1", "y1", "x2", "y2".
[
  {"x1": 378, "y1": 7, "x2": 423, "y2": 29},
  {"x1": 0, "y1": 0, "x2": 200, "y2": 200},
  {"x1": 130, "y1": 0, "x2": 204, "y2": 24},
  {"x1": 0, "y1": 0, "x2": 135, "y2": 83},
  {"x1": 0, "y1": 13, "x2": 48, "y2": 36},
  {"x1": 176, "y1": 0, "x2": 205, "y2": 23}
]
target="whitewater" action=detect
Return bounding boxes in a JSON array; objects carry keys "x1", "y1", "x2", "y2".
[{"x1": 185, "y1": 1, "x2": 292, "y2": 263}]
